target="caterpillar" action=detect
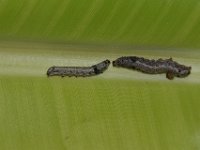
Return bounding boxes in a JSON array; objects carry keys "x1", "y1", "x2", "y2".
[
  {"x1": 47, "y1": 59, "x2": 110, "y2": 77},
  {"x1": 112, "y1": 56, "x2": 191, "y2": 80}
]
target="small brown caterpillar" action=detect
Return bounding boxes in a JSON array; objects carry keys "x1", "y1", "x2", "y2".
[
  {"x1": 47, "y1": 59, "x2": 110, "y2": 77},
  {"x1": 112, "y1": 56, "x2": 191, "y2": 80}
]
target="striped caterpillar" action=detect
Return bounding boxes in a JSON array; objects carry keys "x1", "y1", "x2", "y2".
[
  {"x1": 112, "y1": 56, "x2": 191, "y2": 80},
  {"x1": 47, "y1": 59, "x2": 110, "y2": 77}
]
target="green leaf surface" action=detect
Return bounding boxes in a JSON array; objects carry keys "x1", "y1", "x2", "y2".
[
  {"x1": 1, "y1": 0, "x2": 200, "y2": 48},
  {"x1": 0, "y1": 0, "x2": 200, "y2": 149},
  {"x1": 0, "y1": 42, "x2": 200, "y2": 150}
]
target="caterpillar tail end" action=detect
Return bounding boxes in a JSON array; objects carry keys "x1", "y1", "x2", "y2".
[
  {"x1": 46, "y1": 66, "x2": 55, "y2": 77},
  {"x1": 112, "y1": 60, "x2": 116, "y2": 66}
]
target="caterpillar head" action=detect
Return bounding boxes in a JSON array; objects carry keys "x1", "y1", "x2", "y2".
[
  {"x1": 93, "y1": 59, "x2": 110, "y2": 74},
  {"x1": 176, "y1": 66, "x2": 192, "y2": 78}
]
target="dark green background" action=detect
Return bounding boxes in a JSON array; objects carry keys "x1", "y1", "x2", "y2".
[{"x1": 1, "y1": 0, "x2": 200, "y2": 48}]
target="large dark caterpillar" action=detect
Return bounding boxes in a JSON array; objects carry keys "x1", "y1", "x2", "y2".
[
  {"x1": 47, "y1": 59, "x2": 110, "y2": 77},
  {"x1": 112, "y1": 56, "x2": 191, "y2": 80}
]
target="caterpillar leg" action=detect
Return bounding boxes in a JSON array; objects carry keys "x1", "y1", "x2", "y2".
[{"x1": 166, "y1": 72, "x2": 174, "y2": 80}]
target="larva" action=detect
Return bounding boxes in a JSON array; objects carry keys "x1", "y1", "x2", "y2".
[
  {"x1": 47, "y1": 59, "x2": 110, "y2": 77},
  {"x1": 112, "y1": 56, "x2": 191, "y2": 80}
]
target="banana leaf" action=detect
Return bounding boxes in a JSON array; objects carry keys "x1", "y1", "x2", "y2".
[{"x1": 0, "y1": 0, "x2": 200, "y2": 150}]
